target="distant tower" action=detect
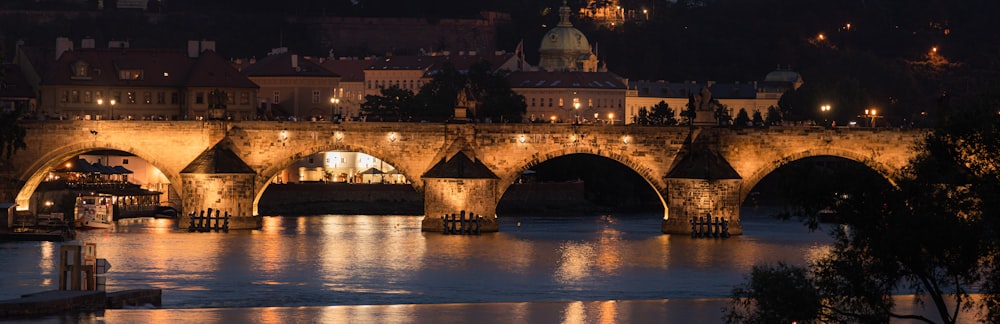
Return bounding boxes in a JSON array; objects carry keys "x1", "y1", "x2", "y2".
[{"x1": 538, "y1": 1, "x2": 599, "y2": 72}]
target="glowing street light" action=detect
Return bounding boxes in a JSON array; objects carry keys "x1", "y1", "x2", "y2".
[
  {"x1": 864, "y1": 108, "x2": 879, "y2": 127},
  {"x1": 820, "y1": 104, "x2": 832, "y2": 127},
  {"x1": 330, "y1": 97, "x2": 340, "y2": 121},
  {"x1": 573, "y1": 98, "x2": 581, "y2": 124},
  {"x1": 608, "y1": 112, "x2": 615, "y2": 125}
]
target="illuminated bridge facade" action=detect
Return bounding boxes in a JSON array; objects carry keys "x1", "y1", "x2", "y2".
[{"x1": 0, "y1": 121, "x2": 925, "y2": 234}]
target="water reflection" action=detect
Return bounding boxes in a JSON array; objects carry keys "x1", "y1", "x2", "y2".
[{"x1": 0, "y1": 212, "x2": 833, "y2": 308}]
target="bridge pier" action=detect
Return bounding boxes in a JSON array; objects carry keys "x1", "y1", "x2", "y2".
[
  {"x1": 420, "y1": 151, "x2": 499, "y2": 232},
  {"x1": 178, "y1": 145, "x2": 261, "y2": 230},
  {"x1": 662, "y1": 178, "x2": 743, "y2": 235}
]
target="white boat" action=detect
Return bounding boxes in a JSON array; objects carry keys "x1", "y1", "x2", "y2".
[{"x1": 74, "y1": 193, "x2": 114, "y2": 230}]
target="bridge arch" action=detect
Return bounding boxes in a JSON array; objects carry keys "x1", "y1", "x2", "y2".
[
  {"x1": 13, "y1": 141, "x2": 182, "y2": 211},
  {"x1": 496, "y1": 146, "x2": 668, "y2": 217},
  {"x1": 249, "y1": 142, "x2": 422, "y2": 216},
  {"x1": 740, "y1": 148, "x2": 900, "y2": 203}
]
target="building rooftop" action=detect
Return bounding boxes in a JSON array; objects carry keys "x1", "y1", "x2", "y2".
[{"x1": 507, "y1": 71, "x2": 625, "y2": 89}]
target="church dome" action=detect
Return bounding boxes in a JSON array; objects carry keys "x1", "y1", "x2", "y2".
[
  {"x1": 764, "y1": 67, "x2": 802, "y2": 83},
  {"x1": 538, "y1": 2, "x2": 594, "y2": 71}
]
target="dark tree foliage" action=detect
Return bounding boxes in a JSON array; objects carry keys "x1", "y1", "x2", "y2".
[
  {"x1": 635, "y1": 101, "x2": 676, "y2": 126},
  {"x1": 725, "y1": 87, "x2": 1000, "y2": 324},
  {"x1": 359, "y1": 86, "x2": 418, "y2": 121},
  {"x1": 733, "y1": 108, "x2": 749, "y2": 128},
  {"x1": 751, "y1": 110, "x2": 763, "y2": 127},
  {"x1": 764, "y1": 106, "x2": 782, "y2": 126}
]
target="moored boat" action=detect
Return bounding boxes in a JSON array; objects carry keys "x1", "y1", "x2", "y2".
[{"x1": 74, "y1": 193, "x2": 114, "y2": 229}]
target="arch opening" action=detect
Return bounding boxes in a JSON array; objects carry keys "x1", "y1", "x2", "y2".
[
  {"x1": 20, "y1": 149, "x2": 175, "y2": 223},
  {"x1": 497, "y1": 153, "x2": 664, "y2": 218},
  {"x1": 742, "y1": 155, "x2": 893, "y2": 224},
  {"x1": 256, "y1": 150, "x2": 422, "y2": 216}
]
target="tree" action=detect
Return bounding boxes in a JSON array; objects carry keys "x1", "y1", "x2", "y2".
[
  {"x1": 651, "y1": 101, "x2": 676, "y2": 126},
  {"x1": 416, "y1": 61, "x2": 526, "y2": 122},
  {"x1": 751, "y1": 109, "x2": 764, "y2": 127},
  {"x1": 724, "y1": 89, "x2": 1000, "y2": 324},
  {"x1": 360, "y1": 86, "x2": 418, "y2": 121},
  {"x1": 733, "y1": 108, "x2": 750, "y2": 127},
  {"x1": 681, "y1": 94, "x2": 697, "y2": 126},
  {"x1": 714, "y1": 105, "x2": 731, "y2": 126},
  {"x1": 634, "y1": 106, "x2": 650, "y2": 125},
  {"x1": 764, "y1": 106, "x2": 782, "y2": 126}
]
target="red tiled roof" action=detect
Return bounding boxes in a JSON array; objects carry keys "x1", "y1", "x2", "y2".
[
  {"x1": 41, "y1": 48, "x2": 257, "y2": 89},
  {"x1": 241, "y1": 52, "x2": 340, "y2": 78},
  {"x1": 507, "y1": 71, "x2": 626, "y2": 89},
  {"x1": 186, "y1": 50, "x2": 258, "y2": 88},
  {"x1": 319, "y1": 58, "x2": 374, "y2": 82}
]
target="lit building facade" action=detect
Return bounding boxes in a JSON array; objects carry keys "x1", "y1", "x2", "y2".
[
  {"x1": 624, "y1": 67, "x2": 803, "y2": 125},
  {"x1": 517, "y1": 1, "x2": 626, "y2": 123},
  {"x1": 241, "y1": 48, "x2": 342, "y2": 120},
  {"x1": 40, "y1": 38, "x2": 259, "y2": 120}
]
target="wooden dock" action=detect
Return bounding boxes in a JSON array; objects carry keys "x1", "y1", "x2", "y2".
[{"x1": 0, "y1": 289, "x2": 161, "y2": 317}]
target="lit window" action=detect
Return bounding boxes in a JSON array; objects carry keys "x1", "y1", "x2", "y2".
[{"x1": 118, "y1": 69, "x2": 143, "y2": 80}]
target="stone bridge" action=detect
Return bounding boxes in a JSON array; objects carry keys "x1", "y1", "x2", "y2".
[{"x1": 0, "y1": 121, "x2": 926, "y2": 234}]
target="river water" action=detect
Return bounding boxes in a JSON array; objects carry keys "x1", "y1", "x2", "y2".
[{"x1": 1, "y1": 208, "x2": 835, "y2": 322}]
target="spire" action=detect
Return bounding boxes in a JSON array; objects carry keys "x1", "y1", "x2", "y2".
[{"x1": 558, "y1": 0, "x2": 573, "y2": 27}]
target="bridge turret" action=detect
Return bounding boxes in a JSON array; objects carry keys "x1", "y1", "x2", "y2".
[
  {"x1": 421, "y1": 149, "x2": 500, "y2": 232},
  {"x1": 180, "y1": 143, "x2": 261, "y2": 229}
]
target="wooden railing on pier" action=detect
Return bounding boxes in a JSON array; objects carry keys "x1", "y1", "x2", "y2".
[
  {"x1": 441, "y1": 211, "x2": 482, "y2": 235},
  {"x1": 690, "y1": 215, "x2": 731, "y2": 238},
  {"x1": 188, "y1": 208, "x2": 229, "y2": 232}
]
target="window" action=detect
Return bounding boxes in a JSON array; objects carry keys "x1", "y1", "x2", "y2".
[
  {"x1": 157, "y1": 92, "x2": 166, "y2": 104},
  {"x1": 127, "y1": 91, "x2": 136, "y2": 104},
  {"x1": 531, "y1": 98, "x2": 536, "y2": 107},
  {"x1": 143, "y1": 92, "x2": 152, "y2": 104},
  {"x1": 240, "y1": 92, "x2": 249, "y2": 105},
  {"x1": 83, "y1": 91, "x2": 92, "y2": 103},
  {"x1": 123, "y1": 159, "x2": 129, "y2": 165},
  {"x1": 118, "y1": 69, "x2": 143, "y2": 80},
  {"x1": 72, "y1": 61, "x2": 90, "y2": 79},
  {"x1": 112, "y1": 91, "x2": 121, "y2": 103},
  {"x1": 548, "y1": 98, "x2": 553, "y2": 107},
  {"x1": 61, "y1": 90, "x2": 69, "y2": 103},
  {"x1": 312, "y1": 90, "x2": 320, "y2": 104},
  {"x1": 95, "y1": 91, "x2": 103, "y2": 102},
  {"x1": 367, "y1": 81, "x2": 372, "y2": 89},
  {"x1": 588, "y1": 99, "x2": 593, "y2": 107},
  {"x1": 273, "y1": 91, "x2": 280, "y2": 103},
  {"x1": 71, "y1": 90, "x2": 80, "y2": 103},
  {"x1": 195, "y1": 92, "x2": 205, "y2": 104},
  {"x1": 558, "y1": 98, "x2": 564, "y2": 107},
  {"x1": 227, "y1": 92, "x2": 235, "y2": 105},
  {"x1": 170, "y1": 92, "x2": 178, "y2": 105}
]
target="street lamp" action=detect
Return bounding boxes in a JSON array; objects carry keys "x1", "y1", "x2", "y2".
[
  {"x1": 820, "y1": 104, "x2": 832, "y2": 127},
  {"x1": 608, "y1": 112, "x2": 615, "y2": 125},
  {"x1": 330, "y1": 97, "x2": 340, "y2": 121},
  {"x1": 864, "y1": 108, "x2": 879, "y2": 127},
  {"x1": 98, "y1": 98, "x2": 116, "y2": 120},
  {"x1": 573, "y1": 98, "x2": 581, "y2": 124}
]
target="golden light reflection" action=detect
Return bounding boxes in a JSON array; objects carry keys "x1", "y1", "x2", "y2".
[
  {"x1": 39, "y1": 241, "x2": 55, "y2": 275},
  {"x1": 260, "y1": 307, "x2": 281, "y2": 324},
  {"x1": 598, "y1": 300, "x2": 619, "y2": 324},
  {"x1": 562, "y1": 301, "x2": 586, "y2": 324},
  {"x1": 555, "y1": 243, "x2": 595, "y2": 283}
]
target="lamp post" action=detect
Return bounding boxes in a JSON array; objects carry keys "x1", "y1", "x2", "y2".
[
  {"x1": 330, "y1": 97, "x2": 340, "y2": 122},
  {"x1": 864, "y1": 108, "x2": 879, "y2": 128},
  {"x1": 97, "y1": 98, "x2": 116, "y2": 120},
  {"x1": 573, "y1": 99, "x2": 581, "y2": 124},
  {"x1": 608, "y1": 112, "x2": 615, "y2": 125},
  {"x1": 820, "y1": 104, "x2": 832, "y2": 127}
]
